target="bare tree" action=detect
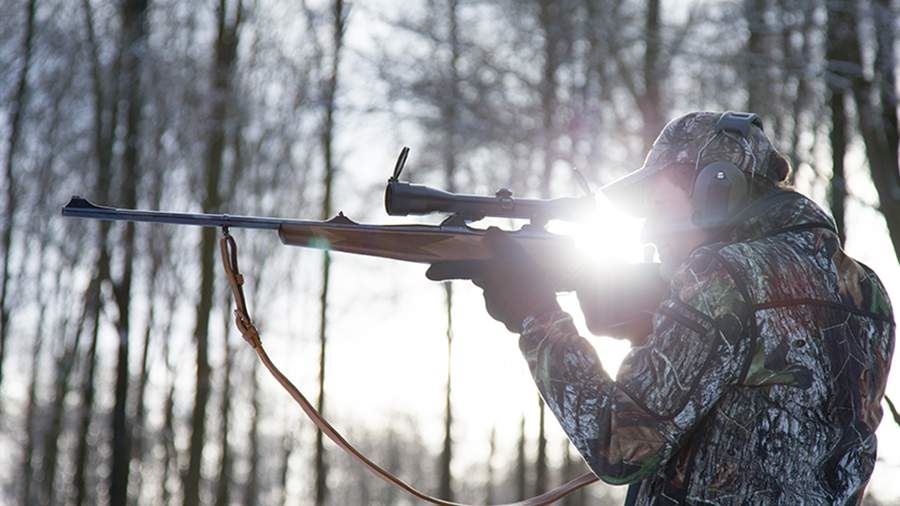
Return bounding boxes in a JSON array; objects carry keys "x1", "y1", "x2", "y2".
[
  {"x1": 603, "y1": 0, "x2": 671, "y2": 151},
  {"x1": 438, "y1": 0, "x2": 463, "y2": 499},
  {"x1": 130, "y1": 137, "x2": 170, "y2": 502},
  {"x1": 778, "y1": 0, "x2": 817, "y2": 176},
  {"x1": 828, "y1": 0, "x2": 900, "y2": 257},
  {"x1": 533, "y1": 0, "x2": 567, "y2": 490},
  {"x1": 183, "y1": 2, "x2": 243, "y2": 505},
  {"x1": 561, "y1": 441, "x2": 586, "y2": 506},
  {"x1": 516, "y1": 415, "x2": 527, "y2": 500},
  {"x1": 19, "y1": 234, "x2": 52, "y2": 506},
  {"x1": 108, "y1": 2, "x2": 150, "y2": 504},
  {"x1": 72, "y1": 0, "x2": 124, "y2": 502},
  {"x1": 214, "y1": 292, "x2": 235, "y2": 506},
  {"x1": 485, "y1": 426, "x2": 497, "y2": 504},
  {"x1": 0, "y1": 0, "x2": 37, "y2": 405},
  {"x1": 744, "y1": 0, "x2": 771, "y2": 114},
  {"x1": 825, "y1": 0, "x2": 849, "y2": 241},
  {"x1": 314, "y1": 2, "x2": 347, "y2": 504},
  {"x1": 277, "y1": 431, "x2": 294, "y2": 506},
  {"x1": 159, "y1": 304, "x2": 180, "y2": 505},
  {"x1": 244, "y1": 361, "x2": 261, "y2": 506}
]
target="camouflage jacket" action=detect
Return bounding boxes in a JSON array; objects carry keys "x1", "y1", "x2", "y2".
[{"x1": 519, "y1": 191, "x2": 895, "y2": 505}]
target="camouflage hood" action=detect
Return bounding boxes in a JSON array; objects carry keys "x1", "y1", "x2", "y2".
[
  {"x1": 642, "y1": 111, "x2": 776, "y2": 180},
  {"x1": 602, "y1": 111, "x2": 779, "y2": 216}
]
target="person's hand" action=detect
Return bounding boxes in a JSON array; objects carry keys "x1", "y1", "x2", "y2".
[
  {"x1": 575, "y1": 262, "x2": 667, "y2": 346},
  {"x1": 426, "y1": 227, "x2": 560, "y2": 333}
]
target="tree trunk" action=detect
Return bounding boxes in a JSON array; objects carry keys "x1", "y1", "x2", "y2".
[
  {"x1": 40, "y1": 276, "x2": 90, "y2": 505},
  {"x1": 0, "y1": 0, "x2": 37, "y2": 402},
  {"x1": 184, "y1": 3, "x2": 242, "y2": 505},
  {"x1": 315, "y1": 2, "x2": 346, "y2": 504},
  {"x1": 40, "y1": 333, "x2": 79, "y2": 504},
  {"x1": 20, "y1": 245, "x2": 49, "y2": 506},
  {"x1": 73, "y1": 291, "x2": 104, "y2": 506},
  {"x1": 438, "y1": 0, "x2": 460, "y2": 499},
  {"x1": 826, "y1": 6, "x2": 848, "y2": 244},
  {"x1": 561, "y1": 442, "x2": 585, "y2": 506},
  {"x1": 72, "y1": 0, "x2": 123, "y2": 502},
  {"x1": 537, "y1": 0, "x2": 560, "y2": 198},
  {"x1": 130, "y1": 168, "x2": 166, "y2": 503},
  {"x1": 870, "y1": 0, "x2": 900, "y2": 251},
  {"x1": 640, "y1": 0, "x2": 665, "y2": 151},
  {"x1": 829, "y1": 92, "x2": 847, "y2": 243},
  {"x1": 605, "y1": 0, "x2": 668, "y2": 153},
  {"x1": 833, "y1": 0, "x2": 900, "y2": 258},
  {"x1": 485, "y1": 426, "x2": 496, "y2": 504},
  {"x1": 314, "y1": 255, "x2": 331, "y2": 506},
  {"x1": 278, "y1": 432, "x2": 294, "y2": 506},
  {"x1": 516, "y1": 415, "x2": 527, "y2": 500},
  {"x1": 534, "y1": 0, "x2": 562, "y2": 489},
  {"x1": 214, "y1": 294, "x2": 234, "y2": 506},
  {"x1": 160, "y1": 330, "x2": 178, "y2": 506},
  {"x1": 785, "y1": 1, "x2": 815, "y2": 180},
  {"x1": 109, "y1": 2, "x2": 150, "y2": 504},
  {"x1": 873, "y1": 0, "x2": 898, "y2": 163},
  {"x1": 439, "y1": 283, "x2": 454, "y2": 499},
  {"x1": 130, "y1": 301, "x2": 153, "y2": 503},
  {"x1": 20, "y1": 333, "x2": 41, "y2": 506},
  {"x1": 245, "y1": 362, "x2": 260, "y2": 506},
  {"x1": 744, "y1": 0, "x2": 770, "y2": 114},
  {"x1": 534, "y1": 397, "x2": 548, "y2": 495}
]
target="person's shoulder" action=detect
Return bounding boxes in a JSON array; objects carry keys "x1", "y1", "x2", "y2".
[
  {"x1": 850, "y1": 259, "x2": 895, "y2": 325},
  {"x1": 668, "y1": 247, "x2": 750, "y2": 319}
]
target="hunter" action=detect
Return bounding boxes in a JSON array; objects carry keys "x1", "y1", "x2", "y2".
[{"x1": 428, "y1": 111, "x2": 895, "y2": 504}]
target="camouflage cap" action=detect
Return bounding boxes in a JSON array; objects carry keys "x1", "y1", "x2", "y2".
[{"x1": 601, "y1": 111, "x2": 777, "y2": 216}]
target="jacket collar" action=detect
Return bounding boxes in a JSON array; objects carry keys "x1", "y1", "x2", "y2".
[{"x1": 717, "y1": 189, "x2": 838, "y2": 245}]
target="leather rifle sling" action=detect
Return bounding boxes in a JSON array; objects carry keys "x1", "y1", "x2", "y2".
[{"x1": 218, "y1": 229, "x2": 599, "y2": 505}]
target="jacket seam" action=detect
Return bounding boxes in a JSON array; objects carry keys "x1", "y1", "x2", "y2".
[
  {"x1": 709, "y1": 251, "x2": 759, "y2": 390},
  {"x1": 657, "y1": 304, "x2": 710, "y2": 336},
  {"x1": 753, "y1": 298, "x2": 894, "y2": 324}
]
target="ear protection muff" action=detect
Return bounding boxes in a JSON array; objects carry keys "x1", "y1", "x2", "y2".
[
  {"x1": 691, "y1": 161, "x2": 749, "y2": 228},
  {"x1": 690, "y1": 111, "x2": 763, "y2": 229}
]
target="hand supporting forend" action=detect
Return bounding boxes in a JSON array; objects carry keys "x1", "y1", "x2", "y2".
[
  {"x1": 426, "y1": 227, "x2": 560, "y2": 333},
  {"x1": 574, "y1": 262, "x2": 668, "y2": 346}
]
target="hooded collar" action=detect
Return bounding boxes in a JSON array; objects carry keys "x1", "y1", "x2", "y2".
[{"x1": 716, "y1": 189, "x2": 838, "y2": 245}]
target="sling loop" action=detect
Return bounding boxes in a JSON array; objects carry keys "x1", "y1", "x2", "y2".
[{"x1": 218, "y1": 228, "x2": 599, "y2": 505}]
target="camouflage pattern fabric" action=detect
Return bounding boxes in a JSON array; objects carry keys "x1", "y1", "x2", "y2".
[
  {"x1": 642, "y1": 111, "x2": 776, "y2": 181},
  {"x1": 602, "y1": 111, "x2": 780, "y2": 215},
  {"x1": 519, "y1": 191, "x2": 895, "y2": 505}
]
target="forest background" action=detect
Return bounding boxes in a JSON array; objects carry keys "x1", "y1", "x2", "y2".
[{"x1": 1, "y1": 0, "x2": 899, "y2": 504}]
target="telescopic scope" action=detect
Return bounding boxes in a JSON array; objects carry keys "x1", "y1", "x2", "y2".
[{"x1": 384, "y1": 147, "x2": 594, "y2": 222}]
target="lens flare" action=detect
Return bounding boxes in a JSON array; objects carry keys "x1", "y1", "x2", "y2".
[{"x1": 549, "y1": 194, "x2": 647, "y2": 267}]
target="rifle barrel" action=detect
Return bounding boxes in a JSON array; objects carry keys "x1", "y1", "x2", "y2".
[{"x1": 62, "y1": 196, "x2": 284, "y2": 230}]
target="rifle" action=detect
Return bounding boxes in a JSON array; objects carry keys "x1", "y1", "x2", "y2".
[
  {"x1": 63, "y1": 147, "x2": 594, "y2": 283},
  {"x1": 61, "y1": 147, "x2": 602, "y2": 506}
]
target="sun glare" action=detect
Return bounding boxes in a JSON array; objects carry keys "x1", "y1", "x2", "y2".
[{"x1": 550, "y1": 193, "x2": 648, "y2": 267}]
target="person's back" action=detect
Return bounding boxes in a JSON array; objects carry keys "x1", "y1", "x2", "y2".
[{"x1": 627, "y1": 190, "x2": 895, "y2": 504}]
